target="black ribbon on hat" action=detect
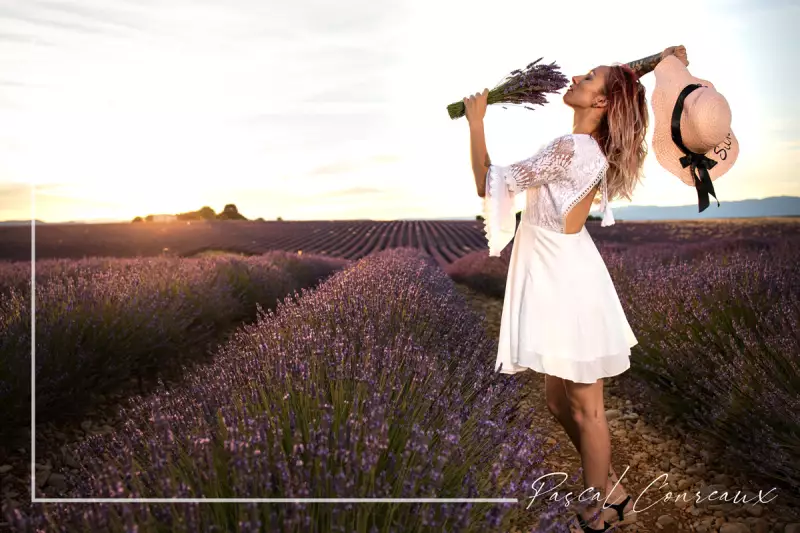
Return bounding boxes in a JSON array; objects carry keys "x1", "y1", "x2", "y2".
[{"x1": 671, "y1": 83, "x2": 721, "y2": 213}]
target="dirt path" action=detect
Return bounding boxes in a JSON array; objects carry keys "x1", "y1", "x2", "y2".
[{"x1": 454, "y1": 283, "x2": 800, "y2": 533}]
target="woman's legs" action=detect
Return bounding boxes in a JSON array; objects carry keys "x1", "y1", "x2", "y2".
[
  {"x1": 545, "y1": 374, "x2": 633, "y2": 525},
  {"x1": 562, "y1": 377, "x2": 609, "y2": 527},
  {"x1": 545, "y1": 373, "x2": 584, "y2": 453}
]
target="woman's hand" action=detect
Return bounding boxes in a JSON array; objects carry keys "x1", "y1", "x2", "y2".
[
  {"x1": 661, "y1": 45, "x2": 689, "y2": 67},
  {"x1": 463, "y1": 89, "x2": 489, "y2": 125}
]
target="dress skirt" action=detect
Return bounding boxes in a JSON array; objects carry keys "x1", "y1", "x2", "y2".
[{"x1": 494, "y1": 219, "x2": 638, "y2": 383}]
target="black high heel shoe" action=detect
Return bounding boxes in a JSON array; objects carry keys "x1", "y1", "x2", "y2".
[{"x1": 604, "y1": 494, "x2": 634, "y2": 525}]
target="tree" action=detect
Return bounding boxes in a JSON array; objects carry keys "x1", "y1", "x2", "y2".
[
  {"x1": 132, "y1": 216, "x2": 143, "y2": 223},
  {"x1": 277, "y1": 216, "x2": 283, "y2": 221},
  {"x1": 136, "y1": 205, "x2": 256, "y2": 223},
  {"x1": 216, "y1": 204, "x2": 247, "y2": 221},
  {"x1": 198, "y1": 206, "x2": 216, "y2": 220}
]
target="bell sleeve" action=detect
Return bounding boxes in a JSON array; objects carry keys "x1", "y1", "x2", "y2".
[{"x1": 482, "y1": 134, "x2": 575, "y2": 256}]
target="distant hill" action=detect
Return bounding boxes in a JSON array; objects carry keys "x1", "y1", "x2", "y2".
[
  {"x1": 61, "y1": 219, "x2": 123, "y2": 225},
  {"x1": 0, "y1": 220, "x2": 47, "y2": 226},
  {"x1": 467, "y1": 196, "x2": 800, "y2": 222},
  {"x1": 589, "y1": 196, "x2": 800, "y2": 221}
]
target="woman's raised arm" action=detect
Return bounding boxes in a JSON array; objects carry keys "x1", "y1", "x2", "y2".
[
  {"x1": 626, "y1": 45, "x2": 688, "y2": 77},
  {"x1": 464, "y1": 89, "x2": 491, "y2": 197},
  {"x1": 469, "y1": 120, "x2": 491, "y2": 197}
]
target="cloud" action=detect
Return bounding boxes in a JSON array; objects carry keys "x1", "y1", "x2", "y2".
[
  {"x1": 29, "y1": 0, "x2": 146, "y2": 31},
  {"x1": 238, "y1": 111, "x2": 399, "y2": 171},
  {"x1": 0, "y1": 182, "x2": 64, "y2": 195},
  {"x1": 0, "y1": 1, "x2": 147, "y2": 37},
  {"x1": 270, "y1": 0, "x2": 405, "y2": 36},
  {"x1": 702, "y1": 0, "x2": 799, "y2": 13},
  {"x1": 0, "y1": 79, "x2": 41, "y2": 88},
  {"x1": 0, "y1": 9, "x2": 125, "y2": 38},
  {"x1": 321, "y1": 186, "x2": 386, "y2": 197},
  {"x1": 301, "y1": 75, "x2": 387, "y2": 105},
  {"x1": 0, "y1": 31, "x2": 53, "y2": 46},
  {"x1": 309, "y1": 161, "x2": 362, "y2": 176},
  {"x1": 0, "y1": 182, "x2": 76, "y2": 220},
  {"x1": 780, "y1": 140, "x2": 800, "y2": 151},
  {"x1": 308, "y1": 154, "x2": 401, "y2": 177}
]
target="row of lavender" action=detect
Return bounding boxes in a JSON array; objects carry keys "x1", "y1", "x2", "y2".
[
  {"x1": 0, "y1": 252, "x2": 351, "y2": 438},
  {"x1": 445, "y1": 235, "x2": 794, "y2": 299},
  {"x1": 448, "y1": 234, "x2": 800, "y2": 504},
  {"x1": 608, "y1": 240, "x2": 800, "y2": 505},
  {"x1": 10, "y1": 249, "x2": 576, "y2": 533}
]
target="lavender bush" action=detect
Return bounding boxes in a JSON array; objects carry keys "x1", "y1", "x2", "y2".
[
  {"x1": 446, "y1": 58, "x2": 569, "y2": 119},
  {"x1": 606, "y1": 238, "x2": 800, "y2": 503},
  {"x1": 12, "y1": 248, "x2": 574, "y2": 533},
  {"x1": 445, "y1": 245, "x2": 513, "y2": 299},
  {"x1": 0, "y1": 252, "x2": 350, "y2": 435}
]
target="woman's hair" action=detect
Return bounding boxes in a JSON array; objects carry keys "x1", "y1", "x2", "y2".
[{"x1": 592, "y1": 64, "x2": 649, "y2": 205}]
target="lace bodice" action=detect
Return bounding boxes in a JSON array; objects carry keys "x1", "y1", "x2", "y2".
[{"x1": 482, "y1": 133, "x2": 612, "y2": 256}]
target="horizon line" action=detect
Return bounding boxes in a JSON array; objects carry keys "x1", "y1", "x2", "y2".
[{"x1": 3, "y1": 194, "x2": 800, "y2": 225}]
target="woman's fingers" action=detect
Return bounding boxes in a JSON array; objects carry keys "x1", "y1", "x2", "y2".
[
  {"x1": 463, "y1": 95, "x2": 473, "y2": 120},
  {"x1": 463, "y1": 90, "x2": 487, "y2": 101},
  {"x1": 463, "y1": 90, "x2": 488, "y2": 121}
]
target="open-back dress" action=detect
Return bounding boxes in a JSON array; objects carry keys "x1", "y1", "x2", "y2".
[{"x1": 482, "y1": 132, "x2": 638, "y2": 383}]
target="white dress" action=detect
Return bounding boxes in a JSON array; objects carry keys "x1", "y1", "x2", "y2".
[{"x1": 482, "y1": 132, "x2": 638, "y2": 383}]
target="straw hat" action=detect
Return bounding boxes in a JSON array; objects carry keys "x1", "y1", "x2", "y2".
[{"x1": 651, "y1": 55, "x2": 738, "y2": 212}]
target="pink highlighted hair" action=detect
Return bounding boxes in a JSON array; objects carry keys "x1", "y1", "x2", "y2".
[{"x1": 591, "y1": 63, "x2": 649, "y2": 205}]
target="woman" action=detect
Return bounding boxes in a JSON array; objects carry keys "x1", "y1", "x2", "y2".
[{"x1": 463, "y1": 47, "x2": 688, "y2": 532}]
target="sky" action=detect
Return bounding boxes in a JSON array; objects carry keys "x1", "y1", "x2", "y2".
[{"x1": 0, "y1": 0, "x2": 798, "y2": 223}]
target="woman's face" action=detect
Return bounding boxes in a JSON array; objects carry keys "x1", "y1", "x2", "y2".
[{"x1": 563, "y1": 65, "x2": 609, "y2": 109}]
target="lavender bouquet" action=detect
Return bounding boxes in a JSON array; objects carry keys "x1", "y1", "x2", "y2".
[{"x1": 446, "y1": 57, "x2": 569, "y2": 119}]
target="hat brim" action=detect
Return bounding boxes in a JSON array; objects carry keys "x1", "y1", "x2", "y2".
[{"x1": 651, "y1": 56, "x2": 739, "y2": 187}]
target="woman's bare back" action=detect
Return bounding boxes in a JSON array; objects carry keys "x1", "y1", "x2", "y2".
[{"x1": 564, "y1": 183, "x2": 601, "y2": 234}]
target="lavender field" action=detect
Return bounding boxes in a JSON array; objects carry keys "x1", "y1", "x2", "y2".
[
  {"x1": 1, "y1": 217, "x2": 797, "y2": 267},
  {"x1": 5, "y1": 249, "x2": 569, "y2": 533},
  {"x1": 1, "y1": 252, "x2": 353, "y2": 440},
  {"x1": 0, "y1": 220, "x2": 488, "y2": 267},
  {"x1": 0, "y1": 218, "x2": 799, "y2": 532}
]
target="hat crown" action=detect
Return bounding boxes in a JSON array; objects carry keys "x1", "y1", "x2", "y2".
[{"x1": 680, "y1": 87, "x2": 732, "y2": 153}]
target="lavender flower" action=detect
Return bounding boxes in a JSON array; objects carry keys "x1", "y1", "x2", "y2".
[{"x1": 446, "y1": 57, "x2": 569, "y2": 119}]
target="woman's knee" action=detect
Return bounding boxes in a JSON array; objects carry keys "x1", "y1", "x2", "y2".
[
  {"x1": 544, "y1": 375, "x2": 568, "y2": 418},
  {"x1": 564, "y1": 380, "x2": 604, "y2": 425},
  {"x1": 546, "y1": 396, "x2": 565, "y2": 418},
  {"x1": 567, "y1": 403, "x2": 603, "y2": 426}
]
